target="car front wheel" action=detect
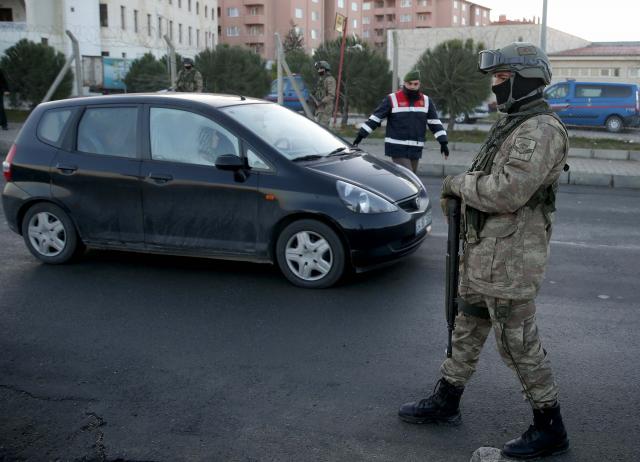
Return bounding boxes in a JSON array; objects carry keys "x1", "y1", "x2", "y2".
[
  {"x1": 605, "y1": 115, "x2": 623, "y2": 133},
  {"x1": 276, "y1": 219, "x2": 346, "y2": 288},
  {"x1": 21, "y1": 203, "x2": 82, "y2": 264}
]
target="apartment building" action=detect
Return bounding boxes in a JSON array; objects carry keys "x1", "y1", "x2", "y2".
[{"x1": 218, "y1": 0, "x2": 490, "y2": 60}]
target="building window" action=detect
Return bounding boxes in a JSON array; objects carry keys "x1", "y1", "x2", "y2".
[
  {"x1": 363, "y1": 2, "x2": 371, "y2": 10},
  {"x1": 188, "y1": 26, "x2": 192, "y2": 45},
  {"x1": 178, "y1": 0, "x2": 182, "y2": 8},
  {"x1": 227, "y1": 7, "x2": 239, "y2": 17},
  {"x1": 178, "y1": 23, "x2": 183, "y2": 43},
  {"x1": 483, "y1": 10, "x2": 487, "y2": 17},
  {"x1": 401, "y1": 0, "x2": 411, "y2": 6},
  {"x1": 312, "y1": 11, "x2": 319, "y2": 20},
  {"x1": 453, "y1": 15, "x2": 458, "y2": 23},
  {"x1": 226, "y1": 26, "x2": 240, "y2": 37},
  {"x1": 295, "y1": 8, "x2": 303, "y2": 18},
  {"x1": 363, "y1": 30, "x2": 369, "y2": 38},
  {"x1": 133, "y1": 10, "x2": 138, "y2": 33},
  {"x1": 158, "y1": 16, "x2": 162, "y2": 38},
  {"x1": 400, "y1": 14, "x2": 411, "y2": 22},
  {"x1": 169, "y1": 20, "x2": 173, "y2": 40},
  {"x1": 475, "y1": 8, "x2": 480, "y2": 16},
  {"x1": 196, "y1": 2, "x2": 199, "y2": 14},
  {"x1": 205, "y1": 5, "x2": 208, "y2": 17},
  {"x1": 453, "y1": 1, "x2": 458, "y2": 8},
  {"x1": 99, "y1": 4, "x2": 108, "y2": 27},
  {"x1": 352, "y1": 2, "x2": 358, "y2": 11},
  {"x1": 311, "y1": 29, "x2": 318, "y2": 39},
  {"x1": 147, "y1": 14, "x2": 151, "y2": 36},
  {"x1": 363, "y1": 16, "x2": 370, "y2": 24},
  {"x1": 629, "y1": 68, "x2": 640, "y2": 78},
  {"x1": 120, "y1": 5, "x2": 125, "y2": 30},
  {"x1": 462, "y1": 3, "x2": 466, "y2": 11},
  {"x1": 352, "y1": 18, "x2": 357, "y2": 28},
  {"x1": 475, "y1": 21, "x2": 479, "y2": 26},
  {"x1": 461, "y1": 17, "x2": 466, "y2": 25},
  {"x1": 338, "y1": 0, "x2": 345, "y2": 8},
  {"x1": 196, "y1": 29, "x2": 200, "y2": 48},
  {"x1": 188, "y1": 0, "x2": 191, "y2": 12}
]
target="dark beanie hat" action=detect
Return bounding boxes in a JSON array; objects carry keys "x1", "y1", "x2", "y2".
[{"x1": 403, "y1": 69, "x2": 421, "y2": 82}]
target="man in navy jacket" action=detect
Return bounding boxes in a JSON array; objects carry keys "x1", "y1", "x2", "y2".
[{"x1": 352, "y1": 70, "x2": 449, "y2": 173}]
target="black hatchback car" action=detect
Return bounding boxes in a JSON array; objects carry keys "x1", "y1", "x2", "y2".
[{"x1": 2, "y1": 94, "x2": 432, "y2": 288}]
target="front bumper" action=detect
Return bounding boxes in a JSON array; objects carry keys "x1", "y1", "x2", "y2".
[
  {"x1": 623, "y1": 114, "x2": 640, "y2": 127},
  {"x1": 340, "y1": 206, "x2": 432, "y2": 272}
]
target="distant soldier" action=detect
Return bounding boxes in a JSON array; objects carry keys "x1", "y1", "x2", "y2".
[
  {"x1": 312, "y1": 61, "x2": 336, "y2": 127},
  {"x1": 398, "y1": 42, "x2": 570, "y2": 459},
  {"x1": 175, "y1": 57, "x2": 203, "y2": 93}
]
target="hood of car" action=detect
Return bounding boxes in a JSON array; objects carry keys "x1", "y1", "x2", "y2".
[{"x1": 307, "y1": 153, "x2": 420, "y2": 202}]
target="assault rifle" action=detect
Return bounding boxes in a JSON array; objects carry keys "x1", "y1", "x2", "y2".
[{"x1": 445, "y1": 198, "x2": 461, "y2": 358}]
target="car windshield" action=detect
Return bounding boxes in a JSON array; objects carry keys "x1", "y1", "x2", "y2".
[{"x1": 221, "y1": 103, "x2": 350, "y2": 161}]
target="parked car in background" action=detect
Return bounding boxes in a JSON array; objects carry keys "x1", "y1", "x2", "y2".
[
  {"x1": 439, "y1": 104, "x2": 490, "y2": 124},
  {"x1": 545, "y1": 80, "x2": 640, "y2": 132},
  {"x1": 2, "y1": 94, "x2": 432, "y2": 289},
  {"x1": 264, "y1": 75, "x2": 310, "y2": 112}
]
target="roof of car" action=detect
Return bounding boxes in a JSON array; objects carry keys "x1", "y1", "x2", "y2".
[{"x1": 37, "y1": 93, "x2": 267, "y2": 110}]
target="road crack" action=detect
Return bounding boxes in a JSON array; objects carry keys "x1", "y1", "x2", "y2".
[{"x1": 0, "y1": 383, "x2": 98, "y2": 403}]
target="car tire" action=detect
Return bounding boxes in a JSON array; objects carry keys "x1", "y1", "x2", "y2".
[
  {"x1": 605, "y1": 115, "x2": 624, "y2": 133},
  {"x1": 454, "y1": 113, "x2": 468, "y2": 124},
  {"x1": 21, "y1": 202, "x2": 83, "y2": 264},
  {"x1": 276, "y1": 219, "x2": 346, "y2": 289}
]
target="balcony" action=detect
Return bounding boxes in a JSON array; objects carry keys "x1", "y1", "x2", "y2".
[
  {"x1": 243, "y1": 0, "x2": 264, "y2": 6},
  {"x1": 243, "y1": 15, "x2": 265, "y2": 25}
]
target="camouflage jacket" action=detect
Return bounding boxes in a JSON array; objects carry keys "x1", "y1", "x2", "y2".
[
  {"x1": 314, "y1": 74, "x2": 336, "y2": 109},
  {"x1": 450, "y1": 101, "x2": 569, "y2": 300},
  {"x1": 176, "y1": 68, "x2": 203, "y2": 92}
]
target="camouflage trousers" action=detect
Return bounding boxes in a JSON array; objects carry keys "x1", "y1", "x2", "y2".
[
  {"x1": 440, "y1": 295, "x2": 559, "y2": 409},
  {"x1": 315, "y1": 106, "x2": 332, "y2": 126}
]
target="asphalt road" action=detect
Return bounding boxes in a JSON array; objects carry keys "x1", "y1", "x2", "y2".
[{"x1": 1, "y1": 179, "x2": 639, "y2": 462}]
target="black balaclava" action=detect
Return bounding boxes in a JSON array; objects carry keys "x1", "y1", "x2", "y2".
[
  {"x1": 492, "y1": 73, "x2": 544, "y2": 113},
  {"x1": 403, "y1": 85, "x2": 421, "y2": 101}
]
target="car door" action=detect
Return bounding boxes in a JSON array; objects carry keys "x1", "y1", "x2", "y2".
[
  {"x1": 545, "y1": 82, "x2": 573, "y2": 122},
  {"x1": 572, "y1": 84, "x2": 604, "y2": 126},
  {"x1": 140, "y1": 105, "x2": 260, "y2": 254},
  {"x1": 50, "y1": 104, "x2": 144, "y2": 244}
]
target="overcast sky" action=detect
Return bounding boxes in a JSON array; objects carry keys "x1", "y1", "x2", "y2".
[{"x1": 477, "y1": 0, "x2": 640, "y2": 42}]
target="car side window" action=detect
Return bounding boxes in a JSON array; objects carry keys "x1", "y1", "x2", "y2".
[
  {"x1": 603, "y1": 86, "x2": 632, "y2": 98},
  {"x1": 246, "y1": 147, "x2": 271, "y2": 171},
  {"x1": 545, "y1": 84, "x2": 568, "y2": 99},
  {"x1": 576, "y1": 85, "x2": 603, "y2": 98},
  {"x1": 150, "y1": 107, "x2": 239, "y2": 166},
  {"x1": 77, "y1": 107, "x2": 138, "y2": 158},
  {"x1": 38, "y1": 108, "x2": 73, "y2": 147}
]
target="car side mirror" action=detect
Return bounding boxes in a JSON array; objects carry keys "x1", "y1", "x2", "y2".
[{"x1": 215, "y1": 154, "x2": 245, "y2": 171}]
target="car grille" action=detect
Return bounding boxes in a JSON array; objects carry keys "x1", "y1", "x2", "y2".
[{"x1": 397, "y1": 195, "x2": 420, "y2": 212}]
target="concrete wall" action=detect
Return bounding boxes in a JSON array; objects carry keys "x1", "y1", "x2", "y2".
[{"x1": 387, "y1": 24, "x2": 590, "y2": 80}]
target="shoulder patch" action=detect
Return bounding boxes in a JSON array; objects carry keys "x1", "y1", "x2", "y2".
[{"x1": 511, "y1": 137, "x2": 537, "y2": 161}]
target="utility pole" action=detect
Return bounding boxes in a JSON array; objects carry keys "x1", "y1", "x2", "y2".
[{"x1": 540, "y1": 0, "x2": 548, "y2": 52}]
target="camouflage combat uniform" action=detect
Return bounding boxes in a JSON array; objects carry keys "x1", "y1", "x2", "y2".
[
  {"x1": 313, "y1": 73, "x2": 336, "y2": 126},
  {"x1": 440, "y1": 99, "x2": 569, "y2": 409},
  {"x1": 175, "y1": 68, "x2": 203, "y2": 92}
]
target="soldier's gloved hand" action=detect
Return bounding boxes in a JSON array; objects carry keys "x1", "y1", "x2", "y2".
[
  {"x1": 440, "y1": 141, "x2": 450, "y2": 159},
  {"x1": 352, "y1": 134, "x2": 363, "y2": 147}
]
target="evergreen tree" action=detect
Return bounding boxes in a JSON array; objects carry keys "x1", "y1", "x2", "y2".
[
  {"x1": 283, "y1": 22, "x2": 305, "y2": 53},
  {"x1": 124, "y1": 53, "x2": 169, "y2": 92},
  {"x1": 414, "y1": 39, "x2": 491, "y2": 130},
  {"x1": 0, "y1": 39, "x2": 72, "y2": 107},
  {"x1": 196, "y1": 45, "x2": 270, "y2": 98}
]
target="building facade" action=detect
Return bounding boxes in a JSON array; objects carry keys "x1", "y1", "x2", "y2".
[
  {"x1": 548, "y1": 42, "x2": 640, "y2": 86},
  {"x1": 0, "y1": 0, "x2": 219, "y2": 90},
  {"x1": 218, "y1": 0, "x2": 491, "y2": 60}
]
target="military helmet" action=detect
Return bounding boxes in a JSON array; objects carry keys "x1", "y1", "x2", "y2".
[
  {"x1": 478, "y1": 42, "x2": 551, "y2": 84},
  {"x1": 183, "y1": 57, "x2": 194, "y2": 66},
  {"x1": 314, "y1": 60, "x2": 331, "y2": 71}
]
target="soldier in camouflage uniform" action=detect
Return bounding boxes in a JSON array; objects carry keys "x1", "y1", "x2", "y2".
[
  {"x1": 398, "y1": 43, "x2": 570, "y2": 459},
  {"x1": 312, "y1": 61, "x2": 336, "y2": 127},
  {"x1": 175, "y1": 57, "x2": 203, "y2": 93}
]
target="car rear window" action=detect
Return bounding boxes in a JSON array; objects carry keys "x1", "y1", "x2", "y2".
[
  {"x1": 77, "y1": 107, "x2": 138, "y2": 158},
  {"x1": 37, "y1": 108, "x2": 73, "y2": 147}
]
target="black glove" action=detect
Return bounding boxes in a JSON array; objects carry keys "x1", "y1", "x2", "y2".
[
  {"x1": 440, "y1": 141, "x2": 449, "y2": 158},
  {"x1": 440, "y1": 175, "x2": 457, "y2": 217},
  {"x1": 352, "y1": 134, "x2": 364, "y2": 147}
]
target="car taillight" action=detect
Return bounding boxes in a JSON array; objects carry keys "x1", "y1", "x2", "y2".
[{"x1": 2, "y1": 144, "x2": 17, "y2": 182}]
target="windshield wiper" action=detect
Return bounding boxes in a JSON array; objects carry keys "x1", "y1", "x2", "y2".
[
  {"x1": 291, "y1": 154, "x2": 325, "y2": 162},
  {"x1": 326, "y1": 147, "x2": 348, "y2": 156}
]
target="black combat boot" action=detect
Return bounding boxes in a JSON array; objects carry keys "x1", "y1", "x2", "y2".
[
  {"x1": 398, "y1": 378, "x2": 464, "y2": 425},
  {"x1": 502, "y1": 403, "x2": 570, "y2": 459}
]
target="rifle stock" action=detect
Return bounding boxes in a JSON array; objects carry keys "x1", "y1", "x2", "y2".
[{"x1": 445, "y1": 198, "x2": 461, "y2": 358}]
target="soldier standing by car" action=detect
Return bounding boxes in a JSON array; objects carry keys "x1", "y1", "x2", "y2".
[
  {"x1": 398, "y1": 43, "x2": 571, "y2": 459},
  {"x1": 352, "y1": 70, "x2": 449, "y2": 173},
  {"x1": 312, "y1": 61, "x2": 336, "y2": 127},
  {"x1": 175, "y1": 58, "x2": 203, "y2": 93}
]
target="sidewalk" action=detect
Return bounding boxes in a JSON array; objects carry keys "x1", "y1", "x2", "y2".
[
  {"x1": 2, "y1": 123, "x2": 640, "y2": 189},
  {"x1": 360, "y1": 139, "x2": 640, "y2": 189}
]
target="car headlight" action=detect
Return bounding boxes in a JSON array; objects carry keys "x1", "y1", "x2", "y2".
[{"x1": 336, "y1": 180, "x2": 398, "y2": 214}]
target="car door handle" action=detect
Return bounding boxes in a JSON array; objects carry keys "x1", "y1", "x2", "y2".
[
  {"x1": 148, "y1": 173, "x2": 173, "y2": 184},
  {"x1": 55, "y1": 163, "x2": 78, "y2": 174}
]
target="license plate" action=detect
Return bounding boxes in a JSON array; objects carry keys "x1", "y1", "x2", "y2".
[{"x1": 415, "y1": 215, "x2": 428, "y2": 235}]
